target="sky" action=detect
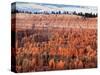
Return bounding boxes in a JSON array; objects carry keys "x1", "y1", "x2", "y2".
[{"x1": 12, "y1": 2, "x2": 98, "y2": 14}]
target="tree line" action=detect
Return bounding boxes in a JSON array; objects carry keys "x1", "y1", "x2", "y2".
[{"x1": 12, "y1": 9, "x2": 97, "y2": 18}]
